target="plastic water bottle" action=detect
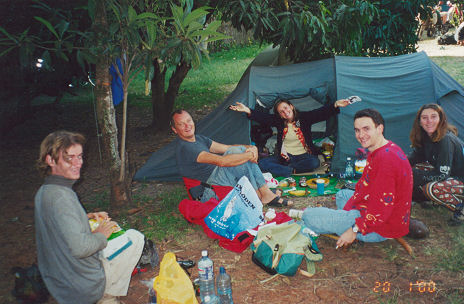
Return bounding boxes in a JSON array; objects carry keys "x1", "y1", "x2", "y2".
[
  {"x1": 216, "y1": 267, "x2": 233, "y2": 304},
  {"x1": 198, "y1": 250, "x2": 218, "y2": 304},
  {"x1": 345, "y1": 157, "x2": 354, "y2": 179}
]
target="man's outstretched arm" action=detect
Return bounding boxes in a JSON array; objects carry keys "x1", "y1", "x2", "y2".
[
  {"x1": 197, "y1": 148, "x2": 256, "y2": 167},
  {"x1": 207, "y1": 141, "x2": 258, "y2": 163}
]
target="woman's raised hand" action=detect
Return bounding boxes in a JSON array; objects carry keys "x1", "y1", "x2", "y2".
[
  {"x1": 229, "y1": 102, "x2": 251, "y2": 115},
  {"x1": 334, "y1": 99, "x2": 351, "y2": 108}
]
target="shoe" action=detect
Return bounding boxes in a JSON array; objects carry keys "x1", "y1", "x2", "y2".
[
  {"x1": 407, "y1": 218, "x2": 429, "y2": 239},
  {"x1": 271, "y1": 188, "x2": 283, "y2": 196},
  {"x1": 448, "y1": 208, "x2": 464, "y2": 226},
  {"x1": 177, "y1": 259, "x2": 195, "y2": 269},
  {"x1": 267, "y1": 196, "x2": 290, "y2": 207}
]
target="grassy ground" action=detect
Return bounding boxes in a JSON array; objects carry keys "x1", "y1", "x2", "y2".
[
  {"x1": 430, "y1": 57, "x2": 464, "y2": 85},
  {"x1": 127, "y1": 44, "x2": 268, "y2": 109}
]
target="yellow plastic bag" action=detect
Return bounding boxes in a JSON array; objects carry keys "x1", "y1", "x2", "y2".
[{"x1": 153, "y1": 252, "x2": 198, "y2": 304}]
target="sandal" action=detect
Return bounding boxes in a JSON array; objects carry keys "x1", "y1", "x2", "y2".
[
  {"x1": 271, "y1": 188, "x2": 283, "y2": 196},
  {"x1": 266, "y1": 196, "x2": 290, "y2": 207}
]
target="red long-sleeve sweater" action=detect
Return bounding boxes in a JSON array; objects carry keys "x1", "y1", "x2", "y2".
[{"x1": 343, "y1": 141, "x2": 413, "y2": 238}]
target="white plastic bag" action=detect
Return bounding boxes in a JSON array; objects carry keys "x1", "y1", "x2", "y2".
[
  {"x1": 204, "y1": 176, "x2": 264, "y2": 240},
  {"x1": 263, "y1": 172, "x2": 279, "y2": 188}
]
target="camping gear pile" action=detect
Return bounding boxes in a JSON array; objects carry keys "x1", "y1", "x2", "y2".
[{"x1": 178, "y1": 178, "x2": 326, "y2": 277}]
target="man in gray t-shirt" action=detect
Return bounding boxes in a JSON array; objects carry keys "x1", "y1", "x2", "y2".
[
  {"x1": 172, "y1": 110, "x2": 292, "y2": 206},
  {"x1": 176, "y1": 134, "x2": 215, "y2": 182}
]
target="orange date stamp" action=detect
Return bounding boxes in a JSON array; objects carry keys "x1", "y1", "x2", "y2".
[{"x1": 373, "y1": 280, "x2": 437, "y2": 293}]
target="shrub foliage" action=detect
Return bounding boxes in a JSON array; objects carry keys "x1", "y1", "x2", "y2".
[{"x1": 218, "y1": 0, "x2": 435, "y2": 62}]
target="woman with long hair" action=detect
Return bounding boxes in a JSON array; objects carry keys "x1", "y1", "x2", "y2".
[
  {"x1": 229, "y1": 98, "x2": 351, "y2": 177},
  {"x1": 409, "y1": 103, "x2": 464, "y2": 225}
]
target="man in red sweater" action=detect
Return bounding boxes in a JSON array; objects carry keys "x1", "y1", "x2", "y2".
[{"x1": 302, "y1": 108, "x2": 412, "y2": 248}]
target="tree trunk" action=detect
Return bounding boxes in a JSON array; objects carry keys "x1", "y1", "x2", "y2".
[
  {"x1": 151, "y1": 58, "x2": 167, "y2": 131},
  {"x1": 151, "y1": 58, "x2": 191, "y2": 131},
  {"x1": 94, "y1": 0, "x2": 131, "y2": 209}
]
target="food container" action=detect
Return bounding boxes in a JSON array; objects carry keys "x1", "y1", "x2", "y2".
[
  {"x1": 322, "y1": 150, "x2": 332, "y2": 161},
  {"x1": 316, "y1": 179, "x2": 325, "y2": 195},
  {"x1": 355, "y1": 159, "x2": 367, "y2": 175},
  {"x1": 289, "y1": 190, "x2": 308, "y2": 197},
  {"x1": 287, "y1": 177, "x2": 296, "y2": 187}
]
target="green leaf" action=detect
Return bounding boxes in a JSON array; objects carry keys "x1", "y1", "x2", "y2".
[
  {"x1": 146, "y1": 22, "x2": 157, "y2": 46},
  {"x1": 109, "y1": 22, "x2": 119, "y2": 35},
  {"x1": 128, "y1": 5, "x2": 137, "y2": 23},
  {"x1": 109, "y1": 2, "x2": 121, "y2": 23},
  {"x1": 56, "y1": 20, "x2": 70, "y2": 38},
  {"x1": 183, "y1": 7, "x2": 209, "y2": 27},
  {"x1": 57, "y1": 50, "x2": 69, "y2": 62},
  {"x1": 0, "y1": 46, "x2": 15, "y2": 57},
  {"x1": 87, "y1": 0, "x2": 96, "y2": 21},
  {"x1": 170, "y1": 4, "x2": 184, "y2": 32},
  {"x1": 204, "y1": 35, "x2": 231, "y2": 43},
  {"x1": 0, "y1": 25, "x2": 18, "y2": 43},
  {"x1": 136, "y1": 12, "x2": 158, "y2": 20},
  {"x1": 34, "y1": 16, "x2": 60, "y2": 40},
  {"x1": 205, "y1": 20, "x2": 221, "y2": 32},
  {"x1": 186, "y1": 21, "x2": 204, "y2": 35}
]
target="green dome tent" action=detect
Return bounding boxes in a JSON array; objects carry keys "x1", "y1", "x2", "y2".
[{"x1": 134, "y1": 50, "x2": 464, "y2": 182}]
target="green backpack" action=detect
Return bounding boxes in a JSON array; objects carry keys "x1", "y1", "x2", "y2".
[{"x1": 251, "y1": 221, "x2": 322, "y2": 276}]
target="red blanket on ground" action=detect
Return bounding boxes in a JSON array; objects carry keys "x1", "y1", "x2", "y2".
[{"x1": 179, "y1": 198, "x2": 292, "y2": 253}]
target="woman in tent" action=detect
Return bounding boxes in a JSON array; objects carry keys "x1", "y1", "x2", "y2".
[
  {"x1": 229, "y1": 98, "x2": 351, "y2": 177},
  {"x1": 409, "y1": 103, "x2": 464, "y2": 225}
]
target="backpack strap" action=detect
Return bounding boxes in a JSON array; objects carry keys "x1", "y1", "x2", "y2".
[
  {"x1": 300, "y1": 258, "x2": 316, "y2": 277},
  {"x1": 300, "y1": 242, "x2": 323, "y2": 277}
]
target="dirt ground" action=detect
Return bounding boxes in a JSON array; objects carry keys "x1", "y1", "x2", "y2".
[{"x1": 1, "y1": 40, "x2": 463, "y2": 304}]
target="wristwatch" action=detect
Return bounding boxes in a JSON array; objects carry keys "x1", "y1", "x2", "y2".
[{"x1": 352, "y1": 224, "x2": 359, "y2": 233}]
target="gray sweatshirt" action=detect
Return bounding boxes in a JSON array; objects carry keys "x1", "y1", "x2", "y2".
[{"x1": 35, "y1": 175, "x2": 107, "y2": 304}]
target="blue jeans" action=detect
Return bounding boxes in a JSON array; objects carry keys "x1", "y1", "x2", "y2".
[
  {"x1": 302, "y1": 189, "x2": 387, "y2": 242},
  {"x1": 207, "y1": 146, "x2": 266, "y2": 190},
  {"x1": 258, "y1": 152, "x2": 320, "y2": 177}
]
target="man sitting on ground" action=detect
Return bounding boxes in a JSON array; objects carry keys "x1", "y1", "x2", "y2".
[
  {"x1": 35, "y1": 131, "x2": 144, "y2": 304},
  {"x1": 171, "y1": 109, "x2": 292, "y2": 206},
  {"x1": 302, "y1": 109, "x2": 412, "y2": 248}
]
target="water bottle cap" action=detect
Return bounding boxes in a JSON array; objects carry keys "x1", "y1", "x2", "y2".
[
  {"x1": 219, "y1": 266, "x2": 225, "y2": 274},
  {"x1": 201, "y1": 250, "x2": 208, "y2": 257}
]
